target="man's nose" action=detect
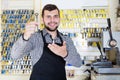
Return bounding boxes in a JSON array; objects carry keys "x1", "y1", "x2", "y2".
[{"x1": 51, "y1": 17, "x2": 55, "y2": 22}]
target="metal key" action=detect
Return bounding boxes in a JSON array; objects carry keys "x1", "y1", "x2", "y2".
[{"x1": 34, "y1": 13, "x2": 39, "y2": 31}]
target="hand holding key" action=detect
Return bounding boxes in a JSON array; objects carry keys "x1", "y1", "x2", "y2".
[{"x1": 23, "y1": 22, "x2": 38, "y2": 40}]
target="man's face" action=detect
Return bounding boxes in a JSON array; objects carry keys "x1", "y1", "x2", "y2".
[{"x1": 42, "y1": 9, "x2": 60, "y2": 31}]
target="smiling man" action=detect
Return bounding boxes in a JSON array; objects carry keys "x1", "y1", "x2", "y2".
[{"x1": 11, "y1": 4, "x2": 82, "y2": 80}]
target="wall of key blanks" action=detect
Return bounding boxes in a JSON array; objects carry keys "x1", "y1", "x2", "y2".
[
  {"x1": 1, "y1": 9, "x2": 35, "y2": 74},
  {"x1": 59, "y1": 8, "x2": 108, "y2": 29},
  {"x1": 58, "y1": 8, "x2": 108, "y2": 47}
]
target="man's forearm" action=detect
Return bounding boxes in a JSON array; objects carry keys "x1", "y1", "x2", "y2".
[{"x1": 11, "y1": 36, "x2": 28, "y2": 59}]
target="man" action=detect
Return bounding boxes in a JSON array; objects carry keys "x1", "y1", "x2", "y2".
[{"x1": 11, "y1": 4, "x2": 82, "y2": 80}]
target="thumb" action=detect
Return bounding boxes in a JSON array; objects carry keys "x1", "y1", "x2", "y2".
[{"x1": 63, "y1": 41, "x2": 66, "y2": 46}]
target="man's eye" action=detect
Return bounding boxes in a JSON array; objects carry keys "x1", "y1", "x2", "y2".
[
  {"x1": 55, "y1": 15, "x2": 59, "y2": 18},
  {"x1": 47, "y1": 16, "x2": 51, "y2": 18}
]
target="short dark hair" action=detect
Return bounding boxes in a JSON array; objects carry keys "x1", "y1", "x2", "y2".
[{"x1": 42, "y1": 4, "x2": 60, "y2": 17}]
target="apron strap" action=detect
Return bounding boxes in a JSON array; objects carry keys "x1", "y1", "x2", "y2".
[
  {"x1": 40, "y1": 30, "x2": 46, "y2": 43},
  {"x1": 57, "y1": 30, "x2": 63, "y2": 45}
]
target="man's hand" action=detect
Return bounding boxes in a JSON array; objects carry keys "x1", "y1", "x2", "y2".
[
  {"x1": 24, "y1": 22, "x2": 38, "y2": 40},
  {"x1": 47, "y1": 41, "x2": 67, "y2": 58}
]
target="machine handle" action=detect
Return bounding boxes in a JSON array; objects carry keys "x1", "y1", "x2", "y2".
[
  {"x1": 107, "y1": 18, "x2": 113, "y2": 40},
  {"x1": 107, "y1": 18, "x2": 117, "y2": 47}
]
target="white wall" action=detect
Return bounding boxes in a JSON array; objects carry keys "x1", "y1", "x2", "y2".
[
  {"x1": 1, "y1": 0, "x2": 34, "y2": 9},
  {"x1": 41, "y1": 0, "x2": 108, "y2": 9},
  {"x1": 108, "y1": 0, "x2": 119, "y2": 31}
]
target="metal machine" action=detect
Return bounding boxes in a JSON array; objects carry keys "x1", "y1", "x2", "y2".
[{"x1": 91, "y1": 18, "x2": 120, "y2": 74}]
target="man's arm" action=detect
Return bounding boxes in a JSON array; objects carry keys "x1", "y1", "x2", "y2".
[
  {"x1": 64, "y1": 36, "x2": 82, "y2": 67},
  {"x1": 10, "y1": 36, "x2": 32, "y2": 60},
  {"x1": 11, "y1": 22, "x2": 38, "y2": 60}
]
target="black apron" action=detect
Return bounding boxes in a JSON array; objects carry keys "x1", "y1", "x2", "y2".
[{"x1": 30, "y1": 31, "x2": 66, "y2": 80}]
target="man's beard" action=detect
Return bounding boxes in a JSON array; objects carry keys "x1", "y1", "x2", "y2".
[{"x1": 45, "y1": 25, "x2": 58, "y2": 32}]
